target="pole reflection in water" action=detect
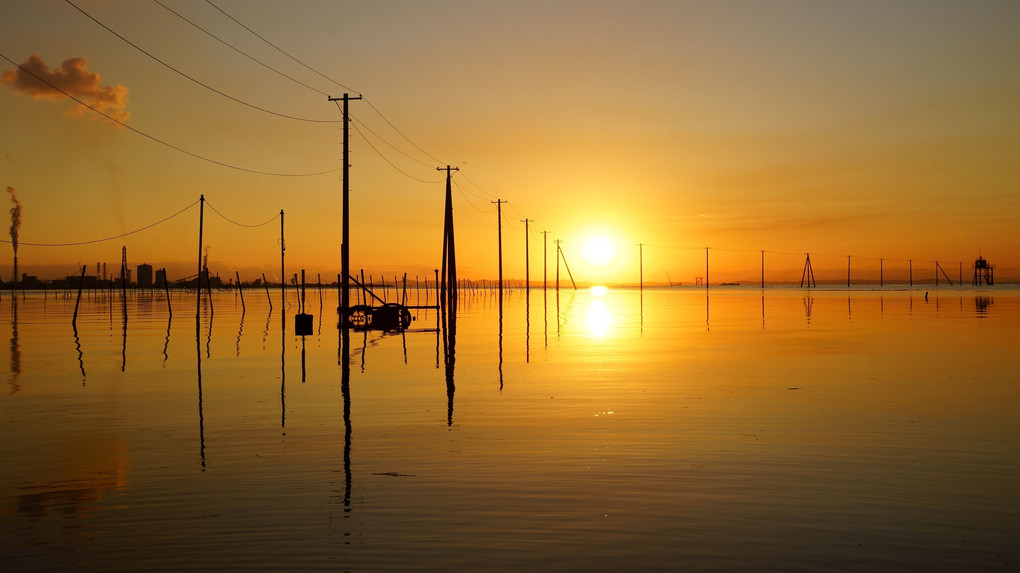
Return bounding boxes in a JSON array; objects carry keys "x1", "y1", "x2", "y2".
[
  {"x1": 195, "y1": 318, "x2": 206, "y2": 470},
  {"x1": 236, "y1": 307, "x2": 245, "y2": 358},
  {"x1": 705, "y1": 292, "x2": 710, "y2": 331},
  {"x1": 10, "y1": 298, "x2": 21, "y2": 394},
  {"x1": 761, "y1": 291, "x2": 766, "y2": 330},
  {"x1": 162, "y1": 315, "x2": 171, "y2": 366},
  {"x1": 262, "y1": 307, "x2": 272, "y2": 350},
  {"x1": 442, "y1": 301, "x2": 457, "y2": 427},
  {"x1": 525, "y1": 290, "x2": 530, "y2": 363},
  {"x1": 206, "y1": 300, "x2": 214, "y2": 359},
  {"x1": 498, "y1": 291, "x2": 504, "y2": 392},
  {"x1": 640, "y1": 290, "x2": 644, "y2": 336},
  {"x1": 281, "y1": 315, "x2": 286, "y2": 432},
  {"x1": 301, "y1": 336, "x2": 307, "y2": 383},
  {"x1": 340, "y1": 321, "x2": 353, "y2": 518},
  {"x1": 543, "y1": 288, "x2": 548, "y2": 350},
  {"x1": 121, "y1": 296, "x2": 128, "y2": 372},
  {"x1": 73, "y1": 323, "x2": 86, "y2": 383},
  {"x1": 555, "y1": 290, "x2": 560, "y2": 338}
]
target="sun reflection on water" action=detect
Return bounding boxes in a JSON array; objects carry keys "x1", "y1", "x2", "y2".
[{"x1": 586, "y1": 297, "x2": 613, "y2": 338}]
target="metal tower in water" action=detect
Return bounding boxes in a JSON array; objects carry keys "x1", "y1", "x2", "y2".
[{"x1": 973, "y1": 256, "x2": 995, "y2": 286}]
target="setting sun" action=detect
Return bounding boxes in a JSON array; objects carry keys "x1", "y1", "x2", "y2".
[{"x1": 580, "y1": 235, "x2": 617, "y2": 267}]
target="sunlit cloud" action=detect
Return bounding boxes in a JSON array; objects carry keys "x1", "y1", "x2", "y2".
[{"x1": 1, "y1": 54, "x2": 129, "y2": 123}]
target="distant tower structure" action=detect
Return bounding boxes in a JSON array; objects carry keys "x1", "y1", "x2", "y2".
[
  {"x1": 154, "y1": 268, "x2": 167, "y2": 288},
  {"x1": 973, "y1": 256, "x2": 995, "y2": 286},
  {"x1": 137, "y1": 263, "x2": 153, "y2": 288}
]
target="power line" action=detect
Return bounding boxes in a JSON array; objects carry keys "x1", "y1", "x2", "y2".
[
  {"x1": 0, "y1": 51, "x2": 340, "y2": 177},
  {"x1": 0, "y1": 199, "x2": 199, "y2": 247},
  {"x1": 205, "y1": 0, "x2": 357, "y2": 93},
  {"x1": 363, "y1": 96, "x2": 444, "y2": 165},
  {"x1": 205, "y1": 200, "x2": 281, "y2": 228},
  {"x1": 456, "y1": 170, "x2": 499, "y2": 200},
  {"x1": 452, "y1": 179, "x2": 495, "y2": 213},
  {"x1": 65, "y1": 0, "x2": 337, "y2": 124},
  {"x1": 343, "y1": 104, "x2": 443, "y2": 184},
  {"x1": 197, "y1": 1, "x2": 446, "y2": 171},
  {"x1": 151, "y1": 0, "x2": 335, "y2": 99},
  {"x1": 350, "y1": 114, "x2": 435, "y2": 170}
]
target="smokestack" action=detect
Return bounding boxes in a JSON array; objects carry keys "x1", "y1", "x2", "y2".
[{"x1": 7, "y1": 187, "x2": 21, "y2": 283}]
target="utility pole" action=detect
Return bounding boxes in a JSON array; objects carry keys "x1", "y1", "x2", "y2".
[
  {"x1": 541, "y1": 231, "x2": 549, "y2": 291},
  {"x1": 328, "y1": 93, "x2": 362, "y2": 328},
  {"x1": 555, "y1": 239, "x2": 577, "y2": 290},
  {"x1": 801, "y1": 253, "x2": 816, "y2": 288},
  {"x1": 521, "y1": 218, "x2": 533, "y2": 293},
  {"x1": 439, "y1": 165, "x2": 459, "y2": 308},
  {"x1": 555, "y1": 239, "x2": 561, "y2": 291},
  {"x1": 491, "y1": 199, "x2": 507, "y2": 295},
  {"x1": 847, "y1": 255, "x2": 851, "y2": 288},
  {"x1": 639, "y1": 243, "x2": 644, "y2": 291},
  {"x1": 280, "y1": 209, "x2": 285, "y2": 335},
  {"x1": 196, "y1": 194, "x2": 204, "y2": 322},
  {"x1": 705, "y1": 247, "x2": 710, "y2": 290},
  {"x1": 880, "y1": 258, "x2": 884, "y2": 287},
  {"x1": 760, "y1": 250, "x2": 765, "y2": 289}
]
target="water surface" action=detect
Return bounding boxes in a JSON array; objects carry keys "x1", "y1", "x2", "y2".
[{"x1": 2, "y1": 286, "x2": 1017, "y2": 570}]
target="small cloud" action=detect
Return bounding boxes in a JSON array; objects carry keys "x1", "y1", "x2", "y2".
[{"x1": 1, "y1": 54, "x2": 129, "y2": 123}]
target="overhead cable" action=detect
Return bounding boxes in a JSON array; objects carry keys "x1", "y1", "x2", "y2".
[
  {"x1": 350, "y1": 114, "x2": 435, "y2": 170},
  {"x1": 0, "y1": 199, "x2": 199, "y2": 247},
  {"x1": 363, "y1": 97, "x2": 445, "y2": 165},
  {"x1": 205, "y1": 200, "x2": 281, "y2": 228},
  {"x1": 200, "y1": 1, "x2": 445, "y2": 169},
  {"x1": 342, "y1": 103, "x2": 443, "y2": 184},
  {"x1": 151, "y1": 0, "x2": 334, "y2": 98},
  {"x1": 205, "y1": 0, "x2": 358, "y2": 93},
  {"x1": 65, "y1": 0, "x2": 338, "y2": 124},
  {"x1": 0, "y1": 51, "x2": 340, "y2": 177}
]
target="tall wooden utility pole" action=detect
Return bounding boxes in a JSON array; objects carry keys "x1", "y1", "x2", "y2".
[
  {"x1": 847, "y1": 255, "x2": 852, "y2": 288},
  {"x1": 439, "y1": 165, "x2": 459, "y2": 308},
  {"x1": 329, "y1": 93, "x2": 361, "y2": 328},
  {"x1": 541, "y1": 231, "x2": 549, "y2": 291},
  {"x1": 280, "y1": 209, "x2": 285, "y2": 335},
  {"x1": 639, "y1": 243, "x2": 644, "y2": 291},
  {"x1": 522, "y1": 219, "x2": 533, "y2": 293},
  {"x1": 196, "y1": 194, "x2": 204, "y2": 322},
  {"x1": 705, "y1": 247, "x2": 710, "y2": 290},
  {"x1": 761, "y1": 250, "x2": 765, "y2": 289},
  {"x1": 491, "y1": 199, "x2": 507, "y2": 295}
]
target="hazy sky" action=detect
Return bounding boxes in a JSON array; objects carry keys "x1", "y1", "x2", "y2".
[{"x1": 2, "y1": 0, "x2": 1018, "y2": 284}]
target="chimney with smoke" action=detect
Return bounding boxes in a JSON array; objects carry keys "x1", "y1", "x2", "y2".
[{"x1": 7, "y1": 186, "x2": 21, "y2": 283}]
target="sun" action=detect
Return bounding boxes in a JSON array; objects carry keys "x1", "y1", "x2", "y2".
[{"x1": 580, "y1": 235, "x2": 617, "y2": 267}]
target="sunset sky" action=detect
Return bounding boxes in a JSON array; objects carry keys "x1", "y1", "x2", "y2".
[{"x1": 2, "y1": 0, "x2": 1018, "y2": 285}]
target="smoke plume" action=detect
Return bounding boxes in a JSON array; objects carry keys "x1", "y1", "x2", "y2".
[
  {"x1": 203, "y1": 246, "x2": 210, "y2": 273},
  {"x1": 7, "y1": 186, "x2": 20, "y2": 254},
  {"x1": 1, "y1": 54, "x2": 129, "y2": 122}
]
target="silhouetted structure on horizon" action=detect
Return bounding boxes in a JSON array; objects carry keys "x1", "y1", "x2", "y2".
[{"x1": 973, "y1": 256, "x2": 995, "y2": 285}]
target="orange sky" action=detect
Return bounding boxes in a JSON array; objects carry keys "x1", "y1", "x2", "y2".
[{"x1": 2, "y1": 0, "x2": 1019, "y2": 285}]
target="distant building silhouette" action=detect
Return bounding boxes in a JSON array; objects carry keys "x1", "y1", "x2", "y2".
[
  {"x1": 137, "y1": 263, "x2": 153, "y2": 288},
  {"x1": 154, "y1": 268, "x2": 167, "y2": 288}
]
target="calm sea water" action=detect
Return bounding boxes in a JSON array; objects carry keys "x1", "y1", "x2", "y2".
[{"x1": 2, "y1": 286, "x2": 1018, "y2": 571}]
